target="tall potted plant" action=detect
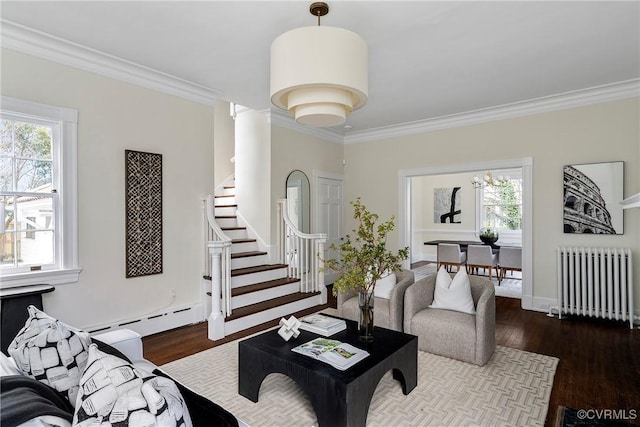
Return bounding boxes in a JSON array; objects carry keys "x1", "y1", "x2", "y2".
[{"x1": 324, "y1": 198, "x2": 409, "y2": 341}]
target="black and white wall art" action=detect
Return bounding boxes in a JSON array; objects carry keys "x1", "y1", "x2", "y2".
[
  {"x1": 434, "y1": 187, "x2": 462, "y2": 224},
  {"x1": 563, "y1": 161, "x2": 624, "y2": 234},
  {"x1": 125, "y1": 150, "x2": 163, "y2": 277}
]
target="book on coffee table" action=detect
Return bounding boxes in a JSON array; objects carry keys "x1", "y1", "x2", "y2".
[
  {"x1": 291, "y1": 337, "x2": 369, "y2": 371},
  {"x1": 298, "y1": 313, "x2": 346, "y2": 337}
]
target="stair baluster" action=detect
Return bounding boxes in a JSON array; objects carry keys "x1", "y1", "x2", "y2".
[{"x1": 277, "y1": 200, "x2": 327, "y2": 294}]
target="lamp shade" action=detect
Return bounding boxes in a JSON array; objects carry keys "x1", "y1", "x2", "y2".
[{"x1": 270, "y1": 25, "x2": 368, "y2": 127}]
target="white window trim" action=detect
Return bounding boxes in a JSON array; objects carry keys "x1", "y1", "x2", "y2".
[
  {"x1": 1, "y1": 96, "x2": 81, "y2": 288},
  {"x1": 475, "y1": 169, "x2": 523, "y2": 237}
]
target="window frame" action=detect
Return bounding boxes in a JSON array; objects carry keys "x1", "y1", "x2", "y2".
[
  {"x1": 1, "y1": 96, "x2": 80, "y2": 288},
  {"x1": 476, "y1": 170, "x2": 523, "y2": 241}
]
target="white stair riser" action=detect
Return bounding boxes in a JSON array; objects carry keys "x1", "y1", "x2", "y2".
[
  {"x1": 221, "y1": 187, "x2": 235, "y2": 196},
  {"x1": 231, "y1": 254, "x2": 268, "y2": 270},
  {"x1": 215, "y1": 196, "x2": 236, "y2": 205},
  {"x1": 215, "y1": 206, "x2": 236, "y2": 216},
  {"x1": 231, "y1": 241, "x2": 258, "y2": 254},
  {"x1": 222, "y1": 228, "x2": 247, "y2": 239},
  {"x1": 215, "y1": 217, "x2": 237, "y2": 228},
  {"x1": 231, "y1": 282, "x2": 300, "y2": 309},
  {"x1": 223, "y1": 294, "x2": 324, "y2": 336},
  {"x1": 231, "y1": 268, "x2": 288, "y2": 287}
]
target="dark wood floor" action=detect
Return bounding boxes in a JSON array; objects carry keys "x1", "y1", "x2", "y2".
[{"x1": 143, "y1": 295, "x2": 640, "y2": 427}]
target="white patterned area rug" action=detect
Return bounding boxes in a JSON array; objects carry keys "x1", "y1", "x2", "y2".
[{"x1": 161, "y1": 339, "x2": 558, "y2": 427}]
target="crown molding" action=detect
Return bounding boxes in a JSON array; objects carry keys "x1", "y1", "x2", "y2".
[
  {"x1": 269, "y1": 109, "x2": 344, "y2": 144},
  {"x1": 3, "y1": 19, "x2": 636, "y2": 141},
  {"x1": 0, "y1": 20, "x2": 220, "y2": 107},
  {"x1": 344, "y1": 79, "x2": 640, "y2": 144}
]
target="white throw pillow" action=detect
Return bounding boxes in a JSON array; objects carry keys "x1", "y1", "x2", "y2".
[
  {"x1": 429, "y1": 267, "x2": 476, "y2": 314},
  {"x1": 0, "y1": 353, "x2": 21, "y2": 376},
  {"x1": 373, "y1": 272, "x2": 396, "y2": 299},
  {"x1": 73, "y1": 344, "x2": 192, "y2": 427},
  {"x1": 7, "y1": 305, "x2": 91, "y2": 405}
]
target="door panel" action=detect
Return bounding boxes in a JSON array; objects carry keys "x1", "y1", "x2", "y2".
[{"x1": 316, "y1": 176, "x2": 343, "y2": 283}]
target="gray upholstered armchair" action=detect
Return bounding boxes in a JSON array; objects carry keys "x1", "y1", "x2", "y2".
[
  {"x1": 403, "y1": 273, "x2": 496, "y2": 366},
  {"x1": 336, "y1": 269, "x2": 415, "y2": 332}
]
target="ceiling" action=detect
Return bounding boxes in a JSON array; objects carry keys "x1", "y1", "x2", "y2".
[{"x1": 1, "y1": 1, "x2": 639, "y2": 139}]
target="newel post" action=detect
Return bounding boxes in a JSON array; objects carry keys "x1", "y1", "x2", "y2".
[{"x1": 208, "y1": 246, "x2": 225, "y2": 340}]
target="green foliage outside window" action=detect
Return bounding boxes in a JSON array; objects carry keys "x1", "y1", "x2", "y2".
[{"x1": 483, "y1": 180, "x2": 522, "y2": 232}]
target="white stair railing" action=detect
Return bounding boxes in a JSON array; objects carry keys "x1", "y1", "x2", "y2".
[
  {"x1": 204, "y1": 195, "x2": 233, "y2": 322},
  {"x1": 277, "y1": 199, "x2": 326, "y2": 293}
]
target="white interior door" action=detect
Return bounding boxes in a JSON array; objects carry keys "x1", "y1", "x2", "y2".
[{"x1": 316, "y1": 175, "x2": 343, "y2": 284}]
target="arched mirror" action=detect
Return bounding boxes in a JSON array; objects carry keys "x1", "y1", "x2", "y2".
[{"x1": 286, "y1": 170, "x2": 310, "y2": 233}]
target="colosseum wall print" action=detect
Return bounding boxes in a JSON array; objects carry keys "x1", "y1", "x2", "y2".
[{"x1": 563, "y1": 161, "x2": 624, "y2": 234}]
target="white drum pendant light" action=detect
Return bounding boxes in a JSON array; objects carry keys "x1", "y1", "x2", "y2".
[{"x1": 270, "y1": 2, "x2": 368, "y2": 127}]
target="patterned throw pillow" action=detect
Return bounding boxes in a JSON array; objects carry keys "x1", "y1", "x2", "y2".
[
  {"x1": 8, "y1": 305, "x2": 91, "y2": 406},
  {"x1": 73, "y1": 344, "x2": 192, "y2": 426}
]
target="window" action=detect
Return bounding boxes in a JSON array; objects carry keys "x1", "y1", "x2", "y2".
[
  {"x1": 0, "y1": 97, "x2": 80, "y2": 287},
  {"x1": 481, "y1": 174, "x2": 523, "y2": 233}
]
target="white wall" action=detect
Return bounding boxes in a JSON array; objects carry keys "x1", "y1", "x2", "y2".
[
  {"x1": 344, "y1": 98, "x2": 640, "y2": 310},
  {"x1": 214, "y1": 99, "x2": 235, "y2": 187},
  {"x1": 1, "y1": 49, "x2": 215, "y2": 330}
]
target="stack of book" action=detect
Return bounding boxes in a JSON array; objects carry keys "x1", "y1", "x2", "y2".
[
  {"x1": 298, "y1": 313, "x2": 346, "y2": 337},
  {"x1": 292, "y1": 337, "x2": 369, "y2": 371}
]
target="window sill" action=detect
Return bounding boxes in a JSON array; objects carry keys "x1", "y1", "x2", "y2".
[{"x1": 0, "y1": 268, "x2": 82, "y2": 289}]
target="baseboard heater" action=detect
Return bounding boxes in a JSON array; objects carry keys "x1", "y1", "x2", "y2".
[
  {"x1": 551, "y1": 247, "x2": 634, "y2": 329},
  {"x1": 87, "y1": 304, "x2": 203, "y2": 336}
]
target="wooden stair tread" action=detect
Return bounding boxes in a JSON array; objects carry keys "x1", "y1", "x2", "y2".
[
  {"x1": 215, "y1": 204, "x2": 238, "y2": 208},
  {"x1": 231, "y1": 264, "x2": 287, "y2": 277},
  {"x1": 232, "y1": 238, "x2": 256, "y2": 243},
  {"x1": 215, "y1": 215, "x2": 237, "y2": 219},
  {"x1": 221, "y1": 226, "x2": 246, "y2": 231},
  {"x1": 231, "y1": 277, "x2": 299, "y2": 297},
  {"x1": 225, "y1": 291, "x2": 321, "y2": 321},
  {"x1": 231, "y1": 251, "x2": 267, "y2": 259},
  {"x1": 215, "y1": 195, "x2": 234, "y2": 198}
]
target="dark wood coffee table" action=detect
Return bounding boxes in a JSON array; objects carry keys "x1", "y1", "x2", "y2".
[{"x1": 238, "y1": 317, "x2": 418, "y2": 427}]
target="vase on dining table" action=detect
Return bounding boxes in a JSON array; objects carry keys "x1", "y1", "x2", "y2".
[{"x1": 358, "y1": 290, "x2": 374, "y2": 342}]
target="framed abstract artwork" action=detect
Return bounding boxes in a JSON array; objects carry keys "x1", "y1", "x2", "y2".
[
  {"x1": 434, "y1": 187, "x2": 462, "y2": 224},
  {"x1": 563, "y1": 161, "x2": 624, "y2": 234},
  {"x1": 125, "y1": 150, "x2": 163, "y2": 277}
]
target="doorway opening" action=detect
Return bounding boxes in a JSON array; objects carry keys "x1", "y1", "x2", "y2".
[{"x1": 399, "y1": 158, "x2": 533, "y2": 309}]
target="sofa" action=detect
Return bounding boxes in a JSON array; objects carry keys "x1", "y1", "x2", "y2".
[
  {"x1": 1, "y1": 306, "x2": 245, "y2": 427},
  {"x1": 336, "y1": 269, "x2": 415, "y2": 332}
]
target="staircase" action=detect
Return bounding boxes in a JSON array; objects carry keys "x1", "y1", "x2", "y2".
[{"x1": 204, "y1": 182, "x2": 326, "y2": 339}]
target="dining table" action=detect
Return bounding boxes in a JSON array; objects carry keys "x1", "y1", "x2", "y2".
[{"x1": 423, "y1": 239, "x2": 521, "y2": 254}]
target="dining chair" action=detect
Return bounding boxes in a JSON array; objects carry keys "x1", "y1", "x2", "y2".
[
  {"x1": 437, "y1": 243, "x2": 466, "y2": 272},
  {"x1": 466, "y1": 244, "x2": 498, "y2": 281},
  {"x1": 498, "y1": 247, "x2": 522, "y2": 285}
]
